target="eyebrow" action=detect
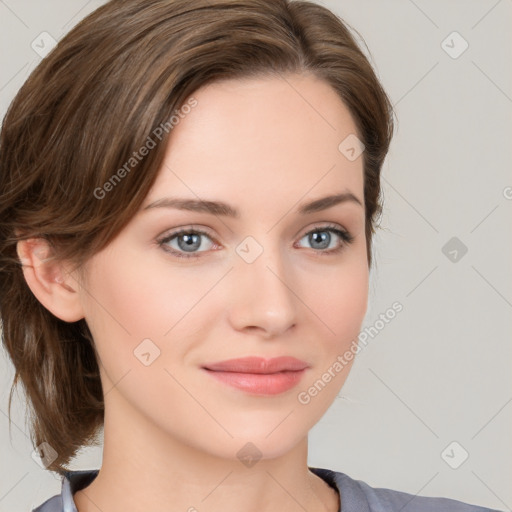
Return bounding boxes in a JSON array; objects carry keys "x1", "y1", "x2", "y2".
[{"x1": 142, "y1": 191, "x2": 363, "y2": 218}]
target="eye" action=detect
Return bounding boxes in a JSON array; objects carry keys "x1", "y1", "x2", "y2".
[
  {"x1": 157, "y1": 223, "x2": 355, "y2": 260},
  {"x1": 157, "y1": 227, "x2": 217, "y2": 259},
  {"x1": 295, "y1": 224, "x2": 355, "y2": 256}
]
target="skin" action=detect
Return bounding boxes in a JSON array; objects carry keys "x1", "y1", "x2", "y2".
[{"x1": 18, "y1": 72, "x2": 369, "y2": 512}]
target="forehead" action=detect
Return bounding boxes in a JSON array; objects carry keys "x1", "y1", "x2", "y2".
[{"x1": 144, "y1": 73, "x2": 364, "y2": 215}]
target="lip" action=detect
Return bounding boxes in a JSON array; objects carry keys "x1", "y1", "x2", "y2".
[
  {"x1": 201, "y1": 357, "x2": 309, "y2": 395},
  {"x1": 203, "y1": 356, "x2": 309, "y2": 373}
]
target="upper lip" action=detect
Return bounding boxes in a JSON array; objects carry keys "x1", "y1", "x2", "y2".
[{"x1": 202, "y1": 356, "x2": 309, "y2": 374}]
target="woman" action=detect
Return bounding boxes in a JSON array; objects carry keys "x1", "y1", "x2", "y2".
[{"x1": 0, "y1": 0, "x2": 503, "y2": 511}]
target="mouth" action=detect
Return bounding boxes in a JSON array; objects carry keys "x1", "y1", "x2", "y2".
[{"x1": 201, "y1": 356, "x2": 309, "y2": 395}]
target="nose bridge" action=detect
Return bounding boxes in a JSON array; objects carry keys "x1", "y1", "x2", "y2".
[{"x1": 229, "y1": 232, "x2": 298, "y2": 334}]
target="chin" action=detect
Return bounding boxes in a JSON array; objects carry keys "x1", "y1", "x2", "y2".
[
  {"x1": 177, "y1": 423, "x2": 308, "y2": 464},
  {"x1": 235, "y1": 424, "x2": 309, "y2": 460}
]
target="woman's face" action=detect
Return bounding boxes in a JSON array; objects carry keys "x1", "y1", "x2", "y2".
[{"x1": 76, "y1": 72, "x2": 369, "y2": 460}]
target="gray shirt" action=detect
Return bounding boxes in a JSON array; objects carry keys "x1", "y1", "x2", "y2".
[{"x1": 32, "y1": 467, "x2": 503, "y2": 512}]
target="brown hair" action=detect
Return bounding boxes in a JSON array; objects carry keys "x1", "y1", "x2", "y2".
[{"x1": 0, "y1": 0, "x2": 394, "y2": 473}]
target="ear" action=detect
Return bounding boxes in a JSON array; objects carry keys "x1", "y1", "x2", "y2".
[{"x1": 16, "y1": 238, "x2": 85, "y2": 322}]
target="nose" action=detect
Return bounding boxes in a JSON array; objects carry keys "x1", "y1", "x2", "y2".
[{"x1": 227, "y1": 242, "x2": 298, "y2": 339}]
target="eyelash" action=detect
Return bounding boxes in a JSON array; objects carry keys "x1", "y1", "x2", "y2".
[{"x1": 157, "y1": 224, "x2": 355, "y2": 260}]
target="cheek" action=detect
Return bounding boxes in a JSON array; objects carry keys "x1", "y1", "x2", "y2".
[
  {"x1": 292, "y1": 263, "x2": 368, "y2": 417},
  {"x1": 80, "y1": 250, "x2": 224, "y2": 377},
  {"x1": 308, "y1": 257, "x2": 369, "y2": 350},
  {"x1": 78, "y1": 253, "x2": 164, "y2": 377}
]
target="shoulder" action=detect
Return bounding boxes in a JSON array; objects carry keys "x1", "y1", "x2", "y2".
[
  {"x1": 32, "y1": 494, "x2": 64, "y2": 512},
  {"x1": 309, "y1": 467, "x2": 504, "y2": 512},
  {"x1": 32, "y1": 495, "x2": 63, "y2": 512},
  {"x1": 31, "y1": 469, "x2": 99, "y2": 512}
]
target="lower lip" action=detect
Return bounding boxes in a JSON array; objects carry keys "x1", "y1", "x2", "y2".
[{"x1": 203, "y1": 369, "x2": 307, "y2": 395}]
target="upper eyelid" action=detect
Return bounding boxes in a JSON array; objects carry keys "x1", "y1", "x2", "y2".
[
  {"x1": 159, "y1": 225, "x2": 217, "y2": 243},
  {"x1": 157, "y1": 224, "x2": 352, "y2": 256},
  {"x1": 159, "y1": 222, "x2": 349, "y2": 242}
]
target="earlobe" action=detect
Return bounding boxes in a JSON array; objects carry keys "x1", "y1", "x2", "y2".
[{"x1": 16, "y1": 238, "x2": 85, "y2": 323}]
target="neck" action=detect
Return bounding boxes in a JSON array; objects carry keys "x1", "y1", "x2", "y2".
[{"x1": 73, "y1": 391, "x2": 339, "y2": 512}]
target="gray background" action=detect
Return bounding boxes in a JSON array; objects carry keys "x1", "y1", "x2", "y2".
[{"x1": 1, "y1": 0, "x2": 511, "y2": 511}]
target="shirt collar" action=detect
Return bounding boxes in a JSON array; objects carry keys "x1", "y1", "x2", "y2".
[
  {"x1": 60, "y1": 467, "x2": 369, "y2": 512},
  {"x1": 61, "y1": 470, "x2": 99, "y2": 512}
]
